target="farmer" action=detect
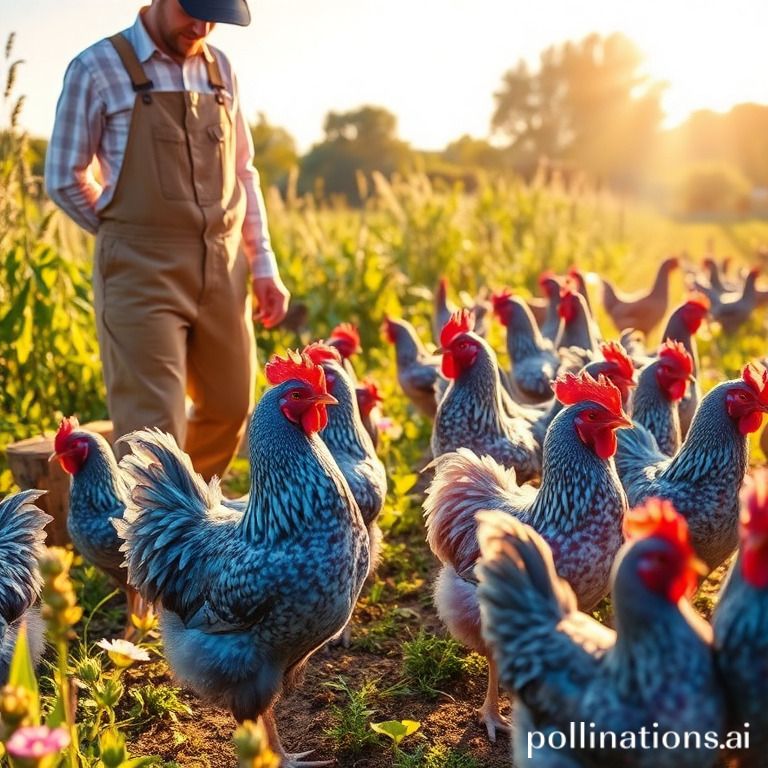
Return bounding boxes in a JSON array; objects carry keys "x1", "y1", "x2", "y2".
[{"x1": 45, "y1": 0, "x2": 290, "y2": 480}]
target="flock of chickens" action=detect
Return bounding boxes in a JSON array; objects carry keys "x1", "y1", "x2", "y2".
[{"x1": 1, "y1": 253, "x2": 768, "y2": 767}]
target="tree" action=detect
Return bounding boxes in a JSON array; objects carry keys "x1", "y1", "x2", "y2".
[
  {"x1": 299, "y1": 105, "x2": 414, "y2": 204},
  {"x1": 492, "y1": 33, "x2": 665, "y2": 188},
  {"x1": 249, "y1": 113, "x2": 298, "y2": 193}
]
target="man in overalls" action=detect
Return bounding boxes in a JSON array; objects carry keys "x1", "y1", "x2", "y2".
[{"x1": 46, "y1": 0, "x2": 290, "y2": 480}]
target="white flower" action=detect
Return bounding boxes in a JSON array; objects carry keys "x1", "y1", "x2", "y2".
[{"x1": 96, "y1": 638, "x2": 150, "y2": 668}]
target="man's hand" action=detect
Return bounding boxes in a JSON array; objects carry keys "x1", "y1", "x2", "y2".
[{"x1": 252, "y1": 275, "x2": 291, "y2": 329}]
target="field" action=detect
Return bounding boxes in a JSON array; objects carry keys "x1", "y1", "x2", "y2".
[{"x1": 3, "y1": 142, "x2": 768, "y2": 767}]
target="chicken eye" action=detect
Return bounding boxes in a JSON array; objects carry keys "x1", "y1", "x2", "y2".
[{"x1": 291, "y1": 391, "x2": 301, "y2": 400}]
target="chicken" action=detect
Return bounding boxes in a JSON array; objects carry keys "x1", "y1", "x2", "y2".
[
  {"x1": 492, "y1": 290, "x2": 562, "y2": 404},
  {"x1": 0, "y1": 489, "x2": 50, "y2": 684},
  {"x1": 382, "y1": 315, "x2": 444, "y2": 418},
  {"x1": 431, "y1": 309, "x2": 544, "y2": 483},
  {"x1": 424, "y1": 372, "x2": 630, "y2": 739},
  {"x1": 710, "y1": 267, "x2": 762, "y2": 334},
  {"x1": 476, "y1": 499, "x2": 724, "y2": 768},
  {"x1": 615, "y1": 361, "x2": 768, "y2": 571},
  {"x1": 631, "y1": 341, "x2": 694, "y2": 456},
  {"x1": 327, "y1": 322, "x2": 361, "y2": 382},
  {"x1": 713, "y1": 470, "x2": 768, "y2": 768},
  {"x1": 51, "y1": 417, "x2": 147, "y2": 632},
  {"x1": 621, "y1": 292, "x2": 710, "y2": 437},
  {"x1": 526, "y1": 271, "x2": 563, "y2": 341},
  {"x1": 566, "y1": 265, "x2": 594, "y2": 315},
  {"x1": 601, "y1": 256, "x2": 679, "y2": 335},
  {"x1": 116, "y1": 351, "x2": 369, "y2": 767},
  {"x1": 355, "y1": 378, "x2": 383, "y2": 449},
  {"x1": 554, "y1": 286, "x2": 600, "y2": 360},
  {"x1": 433, "y1": 276, "x2": 489, "y2": 344}
]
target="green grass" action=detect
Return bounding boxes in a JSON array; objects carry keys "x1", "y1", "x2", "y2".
[
  {"x1": 325, "y1": 677, "x2": 380, "y2": 756},
  {"x1": 400, "y1": 631, "x2": 468, "y2": 698}
]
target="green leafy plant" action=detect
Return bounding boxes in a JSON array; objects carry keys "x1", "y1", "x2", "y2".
[{"x1": 324, "y1": 677, "x2": 379, "y2": 756}]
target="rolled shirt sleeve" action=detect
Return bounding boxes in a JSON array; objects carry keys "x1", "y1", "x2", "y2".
[
  {"x1": 231, "y1": 70, "x2": 278, "y2": 280},
  {"x1": 45, "y1": 58, "x2": 105, "y2": 234}
]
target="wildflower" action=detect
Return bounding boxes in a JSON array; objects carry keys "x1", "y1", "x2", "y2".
[
  {"x1": 130, "y1": 610, "x2": 158, "y2": 635},
  {"x1": 233, "y1": 719, "x2": 279, "y2": 768},
  {"x1": 0, "y1": 684, "x2": 31, "y2": 727},
  {"x1": 39, "y1": 548, "x2": 82, "y2": 640},
  {"x1": 5, "y1": 725, "x2": 69, "y2": 767},
  {"x1": 96, "y1": 638, "x2": 150, "y2": 669}
]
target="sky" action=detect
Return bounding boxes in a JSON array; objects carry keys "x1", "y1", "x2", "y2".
[{"x1": 3, "y1": 0, "x2": 767, "y2": 153}]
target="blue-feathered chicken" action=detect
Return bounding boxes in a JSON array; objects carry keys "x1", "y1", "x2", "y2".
[
  {"x1": 431, "y1": 310, "x2": 545, "y2": 483},
  {"x1": 383, "y1": 315, "x2": 444, "y2": 418},
  {"x1": 424, "y1": 372, "x2": 630, "y2": 739},
  {"x1": 52, "y1": 417, "x2": 147, "y2": 631},
  {"x1": 0, "y1": 489, "x2": 50, "y2": 684},
  {"x1": 477, "y1": 499, "x2": 723, "y2": 768},
  {"x1": 526, "y1": 270, "x2": 563, "y2": 342},
  {"x1": 432, "y1": 275, "x2": 489, "y2": 344},
  {"x1": 304, "y1": 343, "x2": 387, "y2": 645},
  {"x1": 554, "y1": 286, "x2": 600, "y2": 363},
  {"x1": 615, "y1": 361, "x2": 768, "y2": 571},
  {"x1": 116, "y1": 352, "x2": 370, "y2": 767},
  {"x1": 621, "y1": 291, "x2": 710, "y2": 438},
  {"x1": 631, "y1": 341, "x2": 694, "y2": 456},
  {"x1": 713, "y1": 470, "x2": 768, "y2": 768}
]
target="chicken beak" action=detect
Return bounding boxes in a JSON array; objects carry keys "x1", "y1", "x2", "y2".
[
  {"x1": 48, "y1": 450, "x2": 60, "y2": 463},
  {"x1": 615, "y1": 412, "x2": 633, "y2": 430},
  {"x1": 691, "y1": 556, "x2": 709, "y2": 577},
  {"x1": 309, "y1": 392, "x2": 338, "y2": 406}
]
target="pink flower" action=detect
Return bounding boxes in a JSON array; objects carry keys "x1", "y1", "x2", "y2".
[{"x1": 6, "y1": 726, "x2": 70, "y2": 762}]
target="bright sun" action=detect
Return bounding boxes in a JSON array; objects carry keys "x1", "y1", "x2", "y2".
[{"x1": 627, "y1": 1, "x2": 767, "y2": 126}]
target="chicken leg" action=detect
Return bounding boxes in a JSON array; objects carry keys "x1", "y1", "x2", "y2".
[
  {"x1": 476, "y1": 657, "x2": 510, "y2": 742},
  {"x1": 261, "y1": 709, "x2": 334, "y2": 768}
]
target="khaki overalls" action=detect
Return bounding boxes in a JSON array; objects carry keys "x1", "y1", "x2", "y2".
[{"x1": 93, "y1": 34, "x2": 255, "y2": 480}]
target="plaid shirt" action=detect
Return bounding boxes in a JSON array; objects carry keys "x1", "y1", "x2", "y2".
[{"x1": 45, "y1": 11, "x2": 277, "y2": 278}]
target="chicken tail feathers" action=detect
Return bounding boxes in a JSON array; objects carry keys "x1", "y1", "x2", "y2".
[
  {"x1": 116, "y1": 429, "x2": 220, "y2": 606},
  {"x1": 423, "y1": 448, "x2": 520, "y2": 576},
  {"x1": 476, "y1": 510, "x2": 576, "y2": 690},
  {"x1": 0, "y1": 490, "x2": 51, "y2": 625}
]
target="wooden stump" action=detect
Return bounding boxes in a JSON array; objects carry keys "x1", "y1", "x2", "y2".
[{"x1": 4, "y1": 421, "x2": 115, "y2": 547}]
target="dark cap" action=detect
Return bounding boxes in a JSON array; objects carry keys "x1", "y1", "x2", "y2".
[{"x1": 178, "y1": 0, "x2": 251, "y2": 26}]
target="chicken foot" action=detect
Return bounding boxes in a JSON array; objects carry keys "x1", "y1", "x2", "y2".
[
  {"x1": 476, "y1": 657, "x2": 511, "y2": 742},
  {"x1": 261, "y1": 709, "x2": 334, "y2": 767}
]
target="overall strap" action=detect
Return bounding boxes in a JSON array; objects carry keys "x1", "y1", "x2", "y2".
[
  {"x1": 203, "y1": 45, "x2": 226, "y2": 104},
  {"x1": 108, "y1": 34, "x2": 154, "y2": 101}
]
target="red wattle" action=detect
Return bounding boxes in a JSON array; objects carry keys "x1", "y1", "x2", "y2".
[
  {"x1": 302, "y1": 405, "x2": 328, "y2": 434},
  {"x1": 739, "y1": 410, "x2": 764, "y2": 435},
  {"x1": 442, "y1": 353, "x2": 458, "y2": 379},
  {"x1": 594, "y1": 428, "x2": 618, "y2": 460},
  {"x1": 742, "y1": 546, "x2": 768, "y2": 588},
  {"x1": 667, "y1": 379, "x2": 687, "y2": 402}
]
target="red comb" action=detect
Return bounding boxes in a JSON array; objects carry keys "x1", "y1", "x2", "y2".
[
  {"x1": 658, "y1": 340, "x2": 693, "y2": 378},
  {"x1": 440, "y1": 308, "x2": 475, "y2": 348},
  {"x1": 685, "y1": 291, "x2": 711, "y2": 312},
  {"x1": 360, "y1": 378, "x2": 382, "y2": 401},
  {"x1": 600, "y1": 341, "x2": 634, "y2": 382},
  {"x1": 559, "y1": 282, "x2": 576, "y2": 299},
  {"x1": 491, "y1": 288, "x2": 513, "y2": 315},
  {"x1": 329, "y1": 322, "x2": 361, "y2": 357},
  {"x1": 303, "y1": 342, "x2": 342, "y2": 366},
  {"x1": 265, "y1": 350, "x2": 327, "y2": 393},
  {"x1": 54, "y1": 416, "x2": 80, "y2": 454},
  {"x1": 743, "y1": 361, "x2": 768, "y2": 406},
  {"x1": 623, "y1": 498, "x2": 693, "y2": 551},
  {"x1": 552, "y1": 372, "x2": 623, "y2": 418}
]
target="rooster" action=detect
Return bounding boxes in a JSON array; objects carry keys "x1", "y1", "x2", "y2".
[
  {"x1": 601, "y1": 256, "x2": 679, "y2": 335},
  {"x1": 382, "y1": 315, "x2": 444, "y2": 418},
  {"x1": 355, "y1": 378, "x2": 383, "y2": 449},
  {"x1": 477, "y1": 499, "x2": 724, "y2": 768},
  {"x1": 615, "y1": 361, "x2": 768, "y2": 571},
  {"x1": 631, "y1": 341, "x2": 694, "y2": 456},
  {"x1": 116, "y1": 352, "x2": 369, "y2": 766},
  {"x1": 431, "y1": 309, "x2": 543, "y2": 483},
  {"x1": 51, "y1": 417, "x2": 148, "y2": 632},
  {"x1": 0, "y1": 490, "x2": 50, "y2": 684},
  {"x1": 713, "y1": 471, "x2": 768, "y2": 768},
  {"x1": 710, "y1": 267, "x2": 762, "y2": 334},
  {"x1": 424, "y1": 372, "x2": 630, "y2": 739}
]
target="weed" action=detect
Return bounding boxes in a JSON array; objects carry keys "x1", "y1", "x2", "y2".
[
  {"x1": 128, "y1": 683, "x2": 192, "y2": 726},
  {"x1": 401, "y1": 631, "x2": 466, "y2": 697},
  {"x1": 324, "y1": 677, "x2": 380, "y2": 756}
]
